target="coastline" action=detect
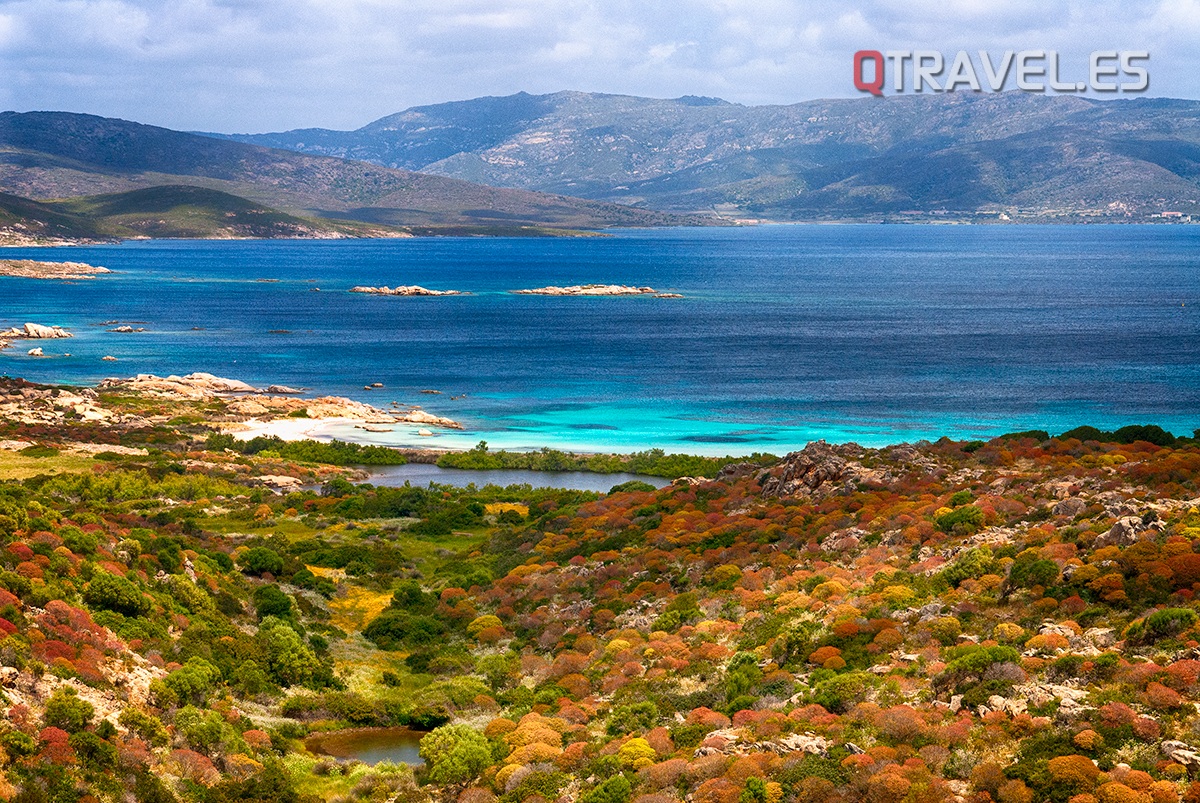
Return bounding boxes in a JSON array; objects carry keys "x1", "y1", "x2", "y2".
[{"x1": 4, "y1": 227, "x2": 1199, "y2": 457}]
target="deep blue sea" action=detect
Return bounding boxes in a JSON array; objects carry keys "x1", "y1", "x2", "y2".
[{"x1": 2, "y1": 225, "x2": 1198, "y2": 454}]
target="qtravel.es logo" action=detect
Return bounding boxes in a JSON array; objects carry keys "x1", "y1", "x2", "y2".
[{"x1": 853, "y1": 50, "x2": 1149, "y2": 95}]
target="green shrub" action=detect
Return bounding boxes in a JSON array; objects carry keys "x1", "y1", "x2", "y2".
[
  {"x1": 811, "y1": 671, "x2": 877, "y2": 713},
  {"x1": 940, "y1": 547, "x2": 995, "y2": 587},
  {"x1": 239, "y1": 547, "x2": 284, "y2": 576},
  {"x1": 936, "y1": 505, "x2": 985, "y2": 534},
  {"x1": 364, "y1": 610, "x2": 448, "y2": 650},
  {"x1": 253, "y1": 585, "x2": 294, "y2": 620},
  {"x1": 83, "y1": 570, "x2": 151, "y2": 616},
  {"x1": 419, "y1": 724, "x2": 492, "y2": 784},
  {"x1": 581, "y1": 775, "x2": 631, "y2": 803},
  {"x1": 43, "y1": 687, "x2": 94, "y2": 732},
  {"x1": 1128, "y1": 607, "x2": 1199, "y2": 644},
  {"x1": 606, "y1": 701, "x2": 658, "y2": 736}
]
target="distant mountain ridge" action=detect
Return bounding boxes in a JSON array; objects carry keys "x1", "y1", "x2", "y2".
[
  {"x1": 0, "y1": 110, "x2": 695, "y2": 233},
  {"x1": 211, "y1": 91, "x2": 1200, "y2": 220}
]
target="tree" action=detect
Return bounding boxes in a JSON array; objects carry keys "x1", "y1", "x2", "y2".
[
  {"x1": 70, "y1": 730, "x2": 117, "y2": 771},
  {"x1": 43, "y1": 687, "x2": 94, "y2": 733},
  {"x1": 419, "y1": 724, "x2": 492, "y2": 784},
  {"x1": 363, "y1": 609, "x2": 447, "y2": 650}
]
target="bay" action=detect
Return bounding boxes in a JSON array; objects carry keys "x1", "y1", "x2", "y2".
[{"x1": 2, "y1": 224, "x2": 1198, "y2": 453}]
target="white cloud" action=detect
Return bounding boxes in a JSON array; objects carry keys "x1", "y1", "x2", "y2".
[{"x1": 0, "y1": 0, "x2": 1192, "y2": 130}]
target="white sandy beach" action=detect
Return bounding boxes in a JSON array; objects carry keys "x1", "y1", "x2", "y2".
[{"x1": 224, "y1": 416, "x2": 447, "y2": 444}]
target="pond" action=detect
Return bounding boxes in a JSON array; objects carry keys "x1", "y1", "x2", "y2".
[
  {"x1": 362, "y1": 463, "x2": 671, "y2": 493},
  {"x1": 305, "y1": 727, "x2": 425, "y2": 766}
]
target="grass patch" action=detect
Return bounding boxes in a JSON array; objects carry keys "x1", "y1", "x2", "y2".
[
  {"x1": 329, "y1": 586, "x2": 395, "y2": 634},
  {"x1": 485, "y1": 502, "x2": 529, "y2": 516},
  {"x1": 0, "y1": 450, "x2": 97, "y2": 480}
]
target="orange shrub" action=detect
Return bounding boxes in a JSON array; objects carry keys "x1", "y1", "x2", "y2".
[
  {"x1": 1046, "y1": 755, "x2": 1100, "y2": 791},
  {"x1": 1096, "y1": 782, "x2": 1149, "y2": 803}
]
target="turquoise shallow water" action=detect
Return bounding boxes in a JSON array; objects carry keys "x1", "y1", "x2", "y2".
[{"x1": 2, "y1": 225, "x2": 1198, "y2": 454}]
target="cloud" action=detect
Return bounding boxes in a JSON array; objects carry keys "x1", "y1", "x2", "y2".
[{"x1": 0, "y1": 0, "x2": 1192, "y2": 131}]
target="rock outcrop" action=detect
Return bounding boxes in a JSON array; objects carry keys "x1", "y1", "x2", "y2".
[
  {"x1": 350, "y1": 285, "x2": 464, "y2": 296},
  {"x1": 99, "y1": 373, "x2": 260, "y2": 399},
  {"x1": 512, "y1": 284, "x2": 659, "y2": 296},
  {"x1": 692, "y1": 728, "x2": 830, "y2": 758},
  {"x1": 715, "y1": 462, "x2": 761, "y2": 483},
  {"x1": 758, "y1": 440, "x2": 885, "y2": 498},
  {"x1": 1094, "y1": 514, "x2": 1160, "y2": 548},
  {"x1": 98, "y1": 373, "x2": 463, "y2": 430},
  {"x1": 0, "y1": 260, "x2": 111, "y2": 280},
  {"x1": 2, "y1": 322, "x2": 73, "y2": 340},
  {"x1": 0, "y1": 380, "x2": 116, "y2": 425},
  {"x1": 1162, "y1": 740, "x2": 1200, "y2": 772},
  {"x1": 1052, "y1": 497, "x2": 1087, "y2": 517}
]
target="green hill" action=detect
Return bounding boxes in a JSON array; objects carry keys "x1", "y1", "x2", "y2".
[
  {"x1": 0, "y1": 190, "x2": 110, "y2": 244},
  {"x1": 51, "y1": 185, "x2": 394, "y2": 240}
]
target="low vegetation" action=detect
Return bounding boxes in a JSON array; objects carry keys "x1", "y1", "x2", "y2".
[{"x1": 1, "y1": 385, "x2": 1200, "y2": 803}]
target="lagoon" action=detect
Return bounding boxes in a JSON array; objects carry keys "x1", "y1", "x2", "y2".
[{"x1": 363, "y1": 463, "x2": 671, "y2": 492}]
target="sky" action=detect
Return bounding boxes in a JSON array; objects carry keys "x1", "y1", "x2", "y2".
[{"x1": 0, "y1": 0, "x2": 1197, "y2": 132}]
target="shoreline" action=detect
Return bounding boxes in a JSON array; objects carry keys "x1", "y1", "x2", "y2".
[{"x1": 7, "y1": 369, "x2": 1198, "y2": 459}]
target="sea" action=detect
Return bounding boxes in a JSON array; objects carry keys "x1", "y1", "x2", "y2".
[{"x1": 2, "y1": 224, "x2": 1198, "y2": 455}]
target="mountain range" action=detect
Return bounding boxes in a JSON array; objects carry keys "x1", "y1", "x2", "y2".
[
  {"x1": 213, "y1": 91, "x2": 1200, "y2": 221},
  {"x1": 0, "y1": 110, "x2": 692, "y2": 242},
  {"x1": 2, "y1": 92, "x2": 1198, "y2": 242}
]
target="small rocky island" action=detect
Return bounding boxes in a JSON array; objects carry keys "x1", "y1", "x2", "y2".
[
  {"x1": 0, "y1": 322, "x2": 74, "y2": 352},
  {"x1": 349, "y1": 285, "x2": 464, "y2": 296},
  {"x1": 0, "y1": 259, "x2": 111, "y2": 279},
  {"x1": 512, "y1": 284, "x2": 680, "y2": 297}
]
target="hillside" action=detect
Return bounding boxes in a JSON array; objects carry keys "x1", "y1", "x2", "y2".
[
  {"x1": 1, "y1": 375, "x2": 1200, "y2": 802},
  {"x1": 0, "y1": 185, "x2": 404, "y2": 244},
  {"x1": 0, "y1": 111, "x2": 697, "y2": 231},
  {"x1": 0, "y1": 191, "x2": 111, "y2": 245},
  {"x1": 50, "y1": 185, "x2": 401, "y2": 240},
  {"x1": 216, "y1": 91, "x2": 1200, "y2": 220}
]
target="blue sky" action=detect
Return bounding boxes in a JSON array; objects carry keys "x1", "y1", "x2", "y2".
[{"x1": 0, "y1": 0, "x2": 1195, "y2": 132}]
